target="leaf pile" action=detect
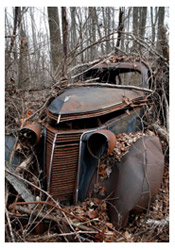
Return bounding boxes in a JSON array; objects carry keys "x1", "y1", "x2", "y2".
[
  {"x1": 97, "y1": 131, "x2": 147, "y2": 184},
  {"x1": 112, "y1": 131, "x2": 147, "y2": 162}
]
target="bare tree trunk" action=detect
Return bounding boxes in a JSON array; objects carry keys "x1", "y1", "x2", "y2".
[
  {"x1": 115, "y1": 7, "x2": 124, "y2": 53},
  {"x1": 150, "y1": 7, "x2": 159, "y2": 46},
  {"x1": 76, "y1": 8, "x2": 84, "y2": 62},
  {"x1": 29, "y1": 7, "x2": 38, "y2": 88},
  {"x1": 132, "y1": 7, "x2": 139, "y2": 51},
  {"x1": 43, "y1": 7, "x2": 51, "y2": 76},
  {"x1": 95, "y1": 7, "x2": 105, "y2": 55},
  {"x1": 89, "y1": 7, "x2": 96, "y2": 60},
  {"x1": 139, "y1": 7, "x2": 147, "y2": 40},
  {"x1": 18, "y1": 8, "x2": 30, "y2": 89},
  {"x1": 102, "y1": 7, "x2": 110, "y2": 55},
  {"x1": 133, "y1": 7, "x2": 139, "y2": 35},
  {"x1": 157, "y1": 7, "x2": 165, "y2": 53},
  {"x1": 112, "y1": 7, "x2": 115, "y2": 49},
  {"x1": 5, "y1": 7, "x2": 20, "y2": 89},
  {"x1": 47, "y1": 7, "x2": 62, "y2": 76},
  {"x1": 61, "y1": 7, "x2": 68, "y2": 77},
  {"x1": 125, "y1": 8, "x2": 132, "y2": 52},
  {"x1": 106, "y1": 7, "x2": 111, "y2": 54},
  {"x1": 159, "y1": 26, "x2": 169, "y2": 61},
  {"x1": 157, "y1": 7, "x2": 165, "y2": 28},
  {"x1": 70, "y1": 7, "x2": 77, "y2": 51},
  {"x1": 84, "y1": 8, "x2": 89, "y2": 61},
  {"x1": 70, "y1": 7, "x2": 77, "y2": 65},
  {"x1": 9, "y1": 7, "x2": 20, "y2": 57}
]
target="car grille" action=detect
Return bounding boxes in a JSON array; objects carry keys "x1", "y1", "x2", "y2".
[{"x1": 45, "y1": 125, "x2": 84, "y2": 202}]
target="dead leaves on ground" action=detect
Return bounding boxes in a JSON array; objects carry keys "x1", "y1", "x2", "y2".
[{"x1": 5, "y1": 125, "x2": 168, "y2": 242}]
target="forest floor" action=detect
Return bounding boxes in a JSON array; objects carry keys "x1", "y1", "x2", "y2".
[{"x1": 5, "y1": 88, "x2": 169, "y2": 242}]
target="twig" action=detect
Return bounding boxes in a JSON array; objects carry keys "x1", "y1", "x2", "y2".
[
  {"x1": 5, "y1": 161, "x2": 35, "y2": 204},
  {"x1": 9, "y1": 200, "x2": 87, "y2": 223},
  {"x1": 146, "y1": 216, "x2": 169, "y2": 228},
  {"x1": 99, "y1": 220, "x2": 131, "y2": 242},
  {"x1": 26, "y1": 230, "x2": 98, "y2": 242},
  {"x1": 19, "y1": 94, "x2": 51, "y2": 129},
  {"x1": 5, "y1": 208, "x2": 15, "y2": 242},
  {"x1": 151, "y1": 123, "x2": 169, "y2": 143},
  {"x1": 66, "y1": 82, "x2": 153, "y2": 93},
  {"x1": 16, "y1": 154, "x2": 34, "y2": 172},
  {"x1": 121, "y1": 31, "x2": 169, "y2": 67},
  {"x1": 10, "y1": 205, "x2": 58, "y2": 223}
]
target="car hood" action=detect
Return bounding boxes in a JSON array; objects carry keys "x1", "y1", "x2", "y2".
[{"x1": 47, "y1": 84, "x2": 150, "y2": 123}]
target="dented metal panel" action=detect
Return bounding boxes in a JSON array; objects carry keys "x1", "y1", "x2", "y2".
[
  {"x1": 86, "y1": 136, "x2": 164, "y2": 228},
  {"x1": 47, "y1": 86, "x2": 147, "y2": 122},
  {"x1": 77, "y1": 108, "x2": 144, "y2": 202}
]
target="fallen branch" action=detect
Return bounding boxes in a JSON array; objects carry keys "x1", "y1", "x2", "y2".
[
  {"x1": 9, "y1": 200, "x2": 86, "y2": 222},
  {"x1": 5, "y1": 208, "x2": 15, "y2": 242},
  {"x1": 151, "y1": 123, "x2": 169, "y2": 144},
  {"x1": 26, "y1": 231, "x2": 98, "y2": 242},
  {"x1": 16, "y1": 154, "x2": 34, "y2": 172},
  {"x1": 12, "y1": 205, "x2": 58, "y2": 222},
  {"x1": 5, "y1": 161, "x2": 35, "y2": 204},
  {"x1": 67, "y1": 82, "x2": 153, "y2": 93},
  {"x1": 146, "y1": 216, "x2": 169, "y2": 228}
]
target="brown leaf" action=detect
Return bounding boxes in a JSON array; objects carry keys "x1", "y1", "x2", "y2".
[
  {"x1": 122, "y1": 96, "x2": 132, "y2": 105},
  {"x1": 99, "y1": 186, "x2": 106, "y2": 196},
  {"x1": 99, "y1": 201, "x2": 107, "y2": 212},
  {"x1": 98, "y1": 169, "x2": 105, "y2": 176},
  {"x1": 26, "y1": 109, "x2": 33, "y2": 117},
  {"x1": 87, "y1": 209, "x2": 98, "y2": 219},
  {"x1": 95, "y1": 229, "x2": 105, "y2": 242},
  {"x1": 100, "y1": 163, "x2": 106, "y2": 169}
]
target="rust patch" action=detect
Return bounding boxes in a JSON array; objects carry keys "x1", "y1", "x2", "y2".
[
  {"x1": 86, "y1": 134, "x2": 164, "y2": 228},
  {"x1": 18, "y1": 123, "x2": 41, "y2": 146},
  {"x1": 87, "y1": 129, "x2": 116, "y2": 158},
  {"x1": 47, "y1": 86, "x2": 147, "y2": 123}
]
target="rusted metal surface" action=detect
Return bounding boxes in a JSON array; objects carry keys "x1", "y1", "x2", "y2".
[
  {"x1": 77, "y1": 108, "x2": 144, "y2": 203},
  {"x1": 45, "y1": 86, "x2": 147, "y2": 204},
  {"x1": 86, "y1": 136, "x2": 164, "y2": 228},
  {"x1": 87, "y1": 129, "x2": 116, "y2": 158},
  {"x1": 90, "y1": 62, "x2": 149, "y2": 81},
  {"x1": 47, "y1": 86, "x2": 147, "y2": 122},
  {"x1": 74, "y1": 62, "x2": 150, "y2": 88},
  {"x1": 43, "y1": 71, "x2": 164, "y2": 228},
  {"x1": 19, "y1": 123, "x2": 41, "y2": 146},
  {"x1": 45, "y1": 125, "x2": 84, "y2": 202}
]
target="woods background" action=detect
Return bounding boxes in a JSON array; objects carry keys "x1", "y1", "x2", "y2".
[
  {"x1": 4, "y1": 6, "x2": 170, "y2": 242},
  {"x1": 5, "y1": 7, "x2": 168, "y2": 87}
]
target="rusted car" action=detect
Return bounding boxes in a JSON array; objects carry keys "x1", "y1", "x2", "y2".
[
  {"x1": 9, "y1": 61, "x2": 164, "y2": 228},
  {"x1": 41, "y1": 61, "x2": 164, "y2": 228}
]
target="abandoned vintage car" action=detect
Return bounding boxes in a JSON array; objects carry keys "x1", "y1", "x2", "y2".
[{"x1": 8, "y1": 61, "x2": 165, "y2": 228}]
